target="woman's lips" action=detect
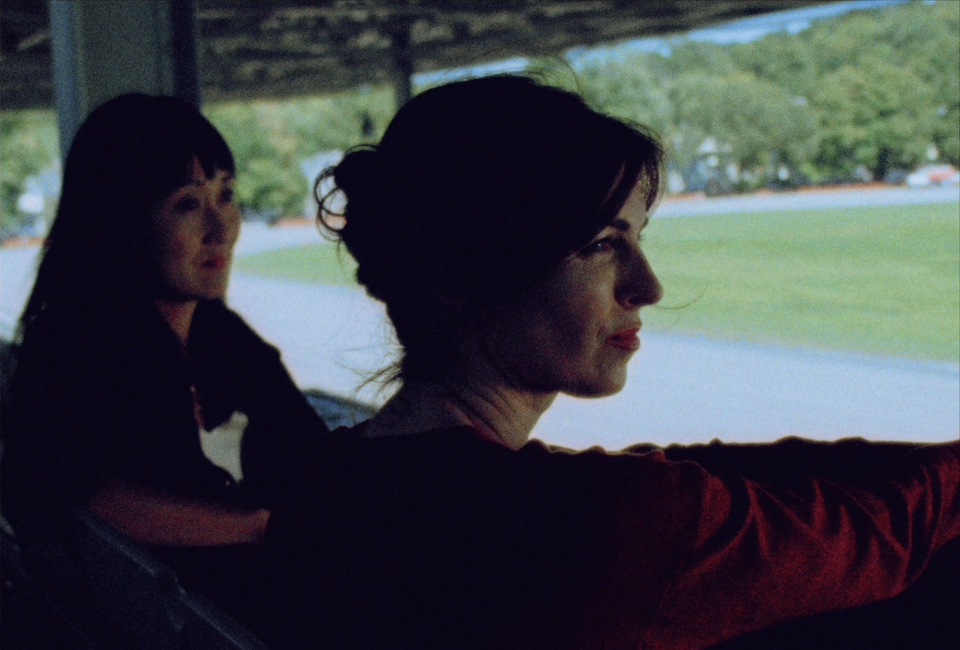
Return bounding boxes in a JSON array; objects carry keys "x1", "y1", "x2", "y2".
[
  {"x1": 606, "y1": 327, "x2": 641, "y2": 351},
  {"x1": 202, "y1": 255, "x2": 228, "y2": 270}
]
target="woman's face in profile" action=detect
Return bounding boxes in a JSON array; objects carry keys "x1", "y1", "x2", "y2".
[
  {"x1": 151, "y1": 156, "x2": 240, "y2": 302},
  {"x1": 480, "y1": 182, "x2": 662, "y2": 397}
]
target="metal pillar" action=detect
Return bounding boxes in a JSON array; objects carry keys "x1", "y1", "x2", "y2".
[
  {"x1": 391, "y1": 23, "x2": 413, "y2": 110},
  {"x1": 49, "y1": 0, "x2": 199, "y2": 158},
  {"x1": 170, "y1": 1, "x2": 201, "y2": 110}
]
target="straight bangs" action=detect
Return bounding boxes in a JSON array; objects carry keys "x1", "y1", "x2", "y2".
[
  {"x1": 151, "y1": 120, "x2": 235, "y2": 204},
  {"x1": 157, "y1": 110, "x2": 236, "y2": 198},
  {"x1": 192, "y1": 115, "x2": 235, "y2": 177}
]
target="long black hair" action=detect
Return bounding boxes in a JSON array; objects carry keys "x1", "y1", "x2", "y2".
[
  {"x1": 18, "y1": 93, "x2": 234, "y2": 340},
  {"x1": 319, "y1": 75, "x2": 663, "y2": 382}
]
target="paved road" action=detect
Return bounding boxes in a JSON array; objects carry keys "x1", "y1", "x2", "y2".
[
  {"x1": 657, "y1": 184, "x2": 959, "y2": 216},
  {"x1": 3, "y1": 186, "x2": 957, "y2": 448},
  {"x1": 537, "y1": 335, "x2": 958, "y2": 448},
  {"x1": 0, "y1": 246, "x2": 40, "y2": 338},
  {"x1": 223, "y1": 276, "x2": 959, "y2": 448}
]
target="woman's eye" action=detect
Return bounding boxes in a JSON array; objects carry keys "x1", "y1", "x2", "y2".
[{"x1": 578, "y1": 237, "x2": 614, "y2": 258}]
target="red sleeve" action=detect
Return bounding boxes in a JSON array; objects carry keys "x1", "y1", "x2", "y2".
[{"x1": 643, "y1": 441, "x2": 959, "y2": 650}]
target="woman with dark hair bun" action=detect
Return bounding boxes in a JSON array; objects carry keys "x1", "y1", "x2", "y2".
[
  {"x1": 0, "y1": 94, "x2": 326, "y2": 595},
  {"x1": 254, "y1": 76, "x2": 958, "y2": 649},
  {"x1": 326, "y1": 77, "x2": 662, "y2": 388}
]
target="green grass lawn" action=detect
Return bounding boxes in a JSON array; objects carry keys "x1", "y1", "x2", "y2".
[
  {"x1": 236, "y1": 242, "x2": 358, "y2": 285},
  {"x1": 234, "y1": 201, "x2": 960, "y2": 362}
]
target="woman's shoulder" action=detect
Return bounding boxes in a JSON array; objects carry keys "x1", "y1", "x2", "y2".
[
  {"x1": 296, "y1": 424, "x2": 694, "y2": 507},
  {"x1": 317, "y1": 423, "x2": 681, "y2": 467}
]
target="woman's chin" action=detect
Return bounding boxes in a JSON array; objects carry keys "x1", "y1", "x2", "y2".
[
  {"x1": 566, "y1": 372, "x2": 628, "y2": 399},
  {"x1": 198, "y1": 278, "x2": 230, "y2": 301}
]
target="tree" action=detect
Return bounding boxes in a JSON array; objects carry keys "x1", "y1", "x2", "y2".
[
  {"x1": 813, "y1": 56, "x2": 936, "y2": 179},
  {"x1": 731, "y1": 31, "x2": 818, "y2": 97},
  {"x1": 577, "y1": 52, "x2": 673, "y2": 136},
  {"x1": 664, "y1": 39, "x2": 738, "y2": 79},
  {"x1": 0, "y1": 110, "x2": 58, "y2": 233},
  {"x1": 669, "y1": 72, "x2": 818, "y2": 187},
  {"x1": 203, "y1": 102, "x2": 306, "y2": 217},
  {"x1": 203, "y1": 86, "x2": 394, "y2": 217}
]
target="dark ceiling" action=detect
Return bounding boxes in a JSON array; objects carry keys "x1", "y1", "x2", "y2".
[{"x1": 1, "y1": 0, "x2": 826, "y2": 110}]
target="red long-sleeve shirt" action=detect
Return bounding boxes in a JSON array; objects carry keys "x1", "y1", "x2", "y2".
[
  {"x1": 642, "y1": 442, "x2": 958, "y2": 647},
  {"x1": 254, "y1": 428, "x2": 959, "y2": 650}
]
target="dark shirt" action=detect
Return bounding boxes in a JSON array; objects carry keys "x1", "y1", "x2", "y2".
[
  {"x1": 252, "y1": 426, "x2": 958, "y2": 650},
  {"x1": 0, "y1": 299, "x2": 327, "y2": 543}
]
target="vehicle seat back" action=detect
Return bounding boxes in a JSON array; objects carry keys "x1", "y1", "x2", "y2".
[
  {"x1": 73, "y1": 509, "x2": 268, "y2": 650},
  {"x1": 73, "y1": 508, "x2": 185, "y2": 650},
  {"x1": 181, "y1": 590, "x2": 268, "y2": 650}
]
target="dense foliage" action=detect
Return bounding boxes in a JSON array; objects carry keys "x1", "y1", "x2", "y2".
[
  {"x1": 202, "y1": 87, "x2": 395, "y2": 217},
  {"x1": 573, "y1": 0, "x2": 959, "y2": 190},
  {"x1": 0, "y1": 111, "x2": 57, "y2": 234},
  {"x1": 0, "y1": 0, "x2": 956, "y2": 231}
]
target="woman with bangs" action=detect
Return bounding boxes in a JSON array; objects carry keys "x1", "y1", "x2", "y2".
[
  {"x1": 251, "y1": 76, "x2": 958, "y2": 650},
  {"x1": 1, "y1": 94, "x2": 326, "y2": 605}
]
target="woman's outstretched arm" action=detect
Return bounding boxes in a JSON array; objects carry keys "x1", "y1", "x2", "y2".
[
  {"x1": 87, "y1": 479, "x2": 270, "y2": 546},
  {"x1": 641, "y1": 441, "x2": 959, "y2": 649}
]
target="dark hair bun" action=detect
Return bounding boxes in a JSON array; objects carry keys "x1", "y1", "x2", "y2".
[
  {"x1": 320, "y1": 146, "x2": 406, "y2": 306},
  {"x1": 331, "y1": 147, "x2": 382, "y2": 208}
]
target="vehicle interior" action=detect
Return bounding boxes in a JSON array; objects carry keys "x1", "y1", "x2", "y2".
[{"x1": 1, "y1": 1, "x2": 957, "y2": 648}]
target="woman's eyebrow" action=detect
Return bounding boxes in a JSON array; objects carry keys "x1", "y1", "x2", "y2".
[
  {"x1": 609, "y1": 218, "x2": 631, "y2": 232},
  {"x1": 185, "y1": 172, "x2": 232, "y2": 188},
  {"x1": 609, "y1": 216, "x2": 649, "y2": 232}
]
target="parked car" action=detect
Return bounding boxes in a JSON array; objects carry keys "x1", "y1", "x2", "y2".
[{"x1": 905, "y1": 164, "x2": 960, "y2": 187}]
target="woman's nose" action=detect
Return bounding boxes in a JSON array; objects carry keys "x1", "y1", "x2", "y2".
[
  {"x1": 618, "y1": 251, "x2": 662, "y2": 309},
  {"x1": 204, "y1": 199, "x2": 240, "y2": 246}
]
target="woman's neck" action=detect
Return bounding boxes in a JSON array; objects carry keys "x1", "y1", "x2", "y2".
[
  {"x1": 445, "y1": 372, "x2": 556, "y2": 449},
  {"x1": 366, "y1": 372, "x2": 555, "y2": 450},
  {"x1": 154, "y1": 299, "x2": 198, "y2": 345}
]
